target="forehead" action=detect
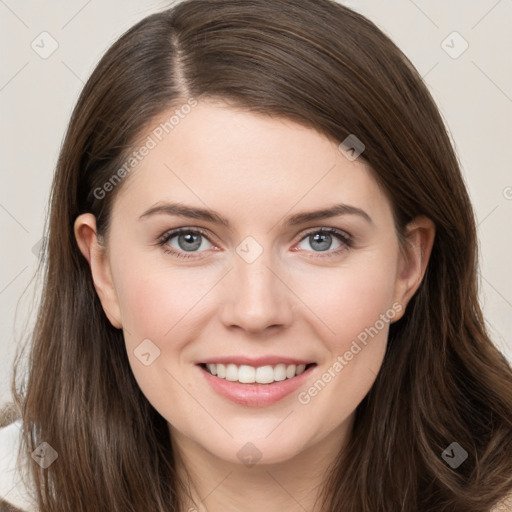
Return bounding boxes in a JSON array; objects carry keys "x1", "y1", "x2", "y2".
[{"x1": 112, "y1": 100, "x2": 391, "y2": 224}]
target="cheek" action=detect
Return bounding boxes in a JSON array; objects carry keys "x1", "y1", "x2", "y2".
[
  {"x1": 112, "y1": 260, "x2": 214, "y2": 415},
  {"x1": 114, "y1": 254, "x2": 215, "y2": 341},
  {"x1": 291, "y1": 251, "x2": 398, "y2": 420},
  {"x1": 294, "y1": 251, "x2": 399, "y2": 347}
]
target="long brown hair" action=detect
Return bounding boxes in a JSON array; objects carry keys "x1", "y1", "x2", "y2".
[{"x1": 5, "y1": 0, "x2": 512, "y2": 510}]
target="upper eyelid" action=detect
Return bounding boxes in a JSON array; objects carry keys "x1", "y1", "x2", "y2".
[
  {"x1": 295, "y1": 227, "x2": 351, "y2": 243},
  {"x1": 159, "y1": 227, "x2": 216, "y2": 244}
]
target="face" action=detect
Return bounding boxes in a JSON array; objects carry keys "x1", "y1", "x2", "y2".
[{"x1": 75, "y1": 99, "x2": 433, "y2": 467}]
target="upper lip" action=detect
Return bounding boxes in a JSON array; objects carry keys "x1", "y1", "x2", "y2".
[{"x1": 199, "y1": 356, "x2": 316, "y2": 367}]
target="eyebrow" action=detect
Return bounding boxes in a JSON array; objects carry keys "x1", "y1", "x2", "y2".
[{"x1": 139, "y1": 202, "x2": 373, "y2": 226}]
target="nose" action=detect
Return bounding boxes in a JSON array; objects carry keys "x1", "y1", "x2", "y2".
[{"x1": 218, "y1": 249, "x2": 294, "y2": 334}]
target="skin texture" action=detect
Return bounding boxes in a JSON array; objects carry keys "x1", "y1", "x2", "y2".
[{"x1": 74, "y1": 100, "x2": 435, "y2": 511}]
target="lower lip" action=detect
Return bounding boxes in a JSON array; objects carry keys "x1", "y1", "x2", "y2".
[{"x1": 197, "y1": 364, "x2": 317, "y2": 407}]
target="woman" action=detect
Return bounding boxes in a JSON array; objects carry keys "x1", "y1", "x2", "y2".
[{"x1": 1, "y1": 0, "x2": 512, "y2": 510}]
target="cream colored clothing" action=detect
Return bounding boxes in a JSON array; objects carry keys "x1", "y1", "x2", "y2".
[{"x1": 0, "y1": 421, "x2": 37, "y2": 512}]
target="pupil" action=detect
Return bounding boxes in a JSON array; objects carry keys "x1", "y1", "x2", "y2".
[{"x1": 311, "y1": 233, "x2": 331, "y2": 251}]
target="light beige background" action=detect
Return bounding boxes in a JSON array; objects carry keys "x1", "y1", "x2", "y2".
[{"x1": 1, "y1": 0, "x2": 511, "y2": 406}]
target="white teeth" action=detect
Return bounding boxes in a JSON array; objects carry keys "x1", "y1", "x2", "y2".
[
  {"x1": 204, "y1": 362, "x2": 311, "y2": 383},
  {"x1": 273, "y1": 364, "x2": 287, "y2": 382},
  {"x1": 226, "y1": 364, "x2": 239, "y2": 382},
  {"x1": 239, "y1": 365, "x2": 256, "y2": 383},
  {"x1": 256, "y1": 365, "x2": 275, "y2": 384},
  {"x1": 216, "y1": 364, "x2": 226, "y2": 378}
]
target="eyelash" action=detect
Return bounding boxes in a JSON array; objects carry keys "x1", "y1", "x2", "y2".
[{"x1": 156, "y1": 227, "x2": 353, "y2": 260}]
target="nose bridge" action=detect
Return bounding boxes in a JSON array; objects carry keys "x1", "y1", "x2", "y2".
[{"x1": 219, "y1": 237, "x2": 293, "y2": 332}]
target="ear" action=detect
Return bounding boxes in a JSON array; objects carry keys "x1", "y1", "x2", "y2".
[
  {"x1": 392, "y1": 215, "x2": 435, "y2": 321},
  {"x1": 74, "y1": 213, "x2": 123, "y2": 329}
]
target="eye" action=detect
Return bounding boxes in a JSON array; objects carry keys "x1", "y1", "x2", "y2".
[
  {"x1": 157, "y1": 226, "x2": 352, "y2": 260},
  {"x1": 158, "y1": 228, "x2": 215, "y2": 259},
  {"x1": 295, "y1": 228, "x2": 352, "y2": 256}
]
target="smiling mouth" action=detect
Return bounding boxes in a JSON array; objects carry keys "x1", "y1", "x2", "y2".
[{"x1": 199, "y1": 362, "x2": 317, "y2": 385}]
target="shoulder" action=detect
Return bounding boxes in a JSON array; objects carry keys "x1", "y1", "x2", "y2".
[
  {"x1": 0, "y1": 421, "x2": 37, "y2": 512},
  {"x1": 492, "y1": 493, "x2": 512, "y2": 512}
]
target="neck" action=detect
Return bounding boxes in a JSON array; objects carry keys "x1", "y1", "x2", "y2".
[{"x1": 170, "y1": 415, "x2": 354, "y2": 512}]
